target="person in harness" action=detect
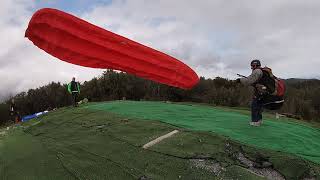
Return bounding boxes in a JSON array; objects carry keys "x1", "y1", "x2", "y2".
[
  {"x1": 68, "y1": 77, "x2": 81, "y2": 107},
  {"x1": 236, "y1": 59, "x2": 285, "y2": 126},
  {"x1": 9, "y1": 99, "x2": 17, "y2": 123}
]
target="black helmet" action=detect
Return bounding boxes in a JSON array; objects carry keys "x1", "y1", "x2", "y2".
[{"x1": 250, "y1": 59, "x2": 261, "y2": 67}]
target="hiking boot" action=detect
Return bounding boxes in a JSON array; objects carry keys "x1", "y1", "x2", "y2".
[{"x1": 249, "y1": 122, "x2": 260, "y2": 126}]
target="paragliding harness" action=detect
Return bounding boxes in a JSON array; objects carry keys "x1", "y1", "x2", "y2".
[
  {"x1": 254, "y1": 67, "x2": 286, "y2": 110},
  {"x1": 68, "y1": 81, "x2": 80, "y2": 94},
  {"x1": 68, "y1": 81, "x2": 80, "y2": 107}
]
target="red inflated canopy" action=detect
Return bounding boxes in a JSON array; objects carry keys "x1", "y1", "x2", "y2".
[{"x1": 25, "y1": 8, "x2": 199, "y2": 89}]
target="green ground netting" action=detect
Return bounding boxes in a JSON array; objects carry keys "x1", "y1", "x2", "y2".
[
  {"x1": 1, "y1": 108, "x2": 277, "y2": 180},
  {"x1": 1, "y1": 101, "x2": 319, "y2": 179},
  {"x1": 0, "y1": 110, "x2": 217, "y2": 179},
  {"x1": 87, "y1": 101, "x2": 320, "y2": 164}
]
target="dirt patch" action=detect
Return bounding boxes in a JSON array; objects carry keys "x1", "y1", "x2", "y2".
[
  {"x1": 190, "y1": 152, "x2": 287, "y2": 180},
  {"x1": 190, "y1": 159, "x2": 225, "y2": 176},
  {"x1": 237, "y1": 152, "x2": 285, "y2": 180}
]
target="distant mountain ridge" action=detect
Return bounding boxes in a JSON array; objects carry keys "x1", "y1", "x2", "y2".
[{"x1": 285, "y1": 78, "x2": 320, "y2": 85}]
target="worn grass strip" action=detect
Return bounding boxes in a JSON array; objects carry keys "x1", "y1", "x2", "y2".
[{"x1": 143, "y1": 130, "x2": 179, "y2": 149}]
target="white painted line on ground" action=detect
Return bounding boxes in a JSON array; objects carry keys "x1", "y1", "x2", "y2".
[{"x1": 143, "y1": 130, "x2": 179, "y2": 149}]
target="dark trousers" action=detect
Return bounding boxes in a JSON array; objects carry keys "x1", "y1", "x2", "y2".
[
  {"x1": 10, "y1": 112, "x2": 16, "y2": 123},
  {"x1": 72, "y1": 93, "x2": 78, "y2": 107},
  {"x1": 251, "y1": 98, "x2": 263, "y2": 122}
]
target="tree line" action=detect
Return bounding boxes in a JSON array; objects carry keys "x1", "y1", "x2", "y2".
[{"x1": 1, "y1": 70, "x2": 319, "y2": 125}]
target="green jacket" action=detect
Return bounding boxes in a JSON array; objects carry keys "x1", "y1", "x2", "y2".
[{"x1": 67, "y1": 81, "x2": 80, "y2": 94}]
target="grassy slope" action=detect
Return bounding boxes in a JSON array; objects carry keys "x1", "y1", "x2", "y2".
[
  {"x1": 0, "y1": 102, "x2": 319, "y2": 179},
  {"x1": 88, "y1": 101, "x2": 320, "y2": 165}
]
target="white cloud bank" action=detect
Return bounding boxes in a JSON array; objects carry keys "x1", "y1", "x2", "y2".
[{"x1": 1, "y1": 0, "x2": 320, "y2": 101}]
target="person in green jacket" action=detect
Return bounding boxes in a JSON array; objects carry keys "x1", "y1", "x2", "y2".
[
  {"x1": 9, "y1": 99, "x2": 17, "y2": 123},
  {"x1": 68, "y1": 77, "x2": 80, "y2": 107}
]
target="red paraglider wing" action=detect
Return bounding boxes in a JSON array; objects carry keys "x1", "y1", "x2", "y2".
[{"x1": 25, "y1": 8, "x2": 199, "y2": 89}]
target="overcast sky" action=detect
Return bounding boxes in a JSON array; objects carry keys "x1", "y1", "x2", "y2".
[{"x1": 1, "y1": 0, "x2": 320, "y2": 102}]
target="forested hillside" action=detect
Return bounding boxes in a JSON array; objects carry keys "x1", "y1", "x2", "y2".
[{"x1": 1, "y1": 70, "x2": 319, "y2": 125}]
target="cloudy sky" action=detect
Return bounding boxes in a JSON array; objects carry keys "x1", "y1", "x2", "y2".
[{"x1": 1, "y1": 0, "x2": 319, "y2": 102}]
